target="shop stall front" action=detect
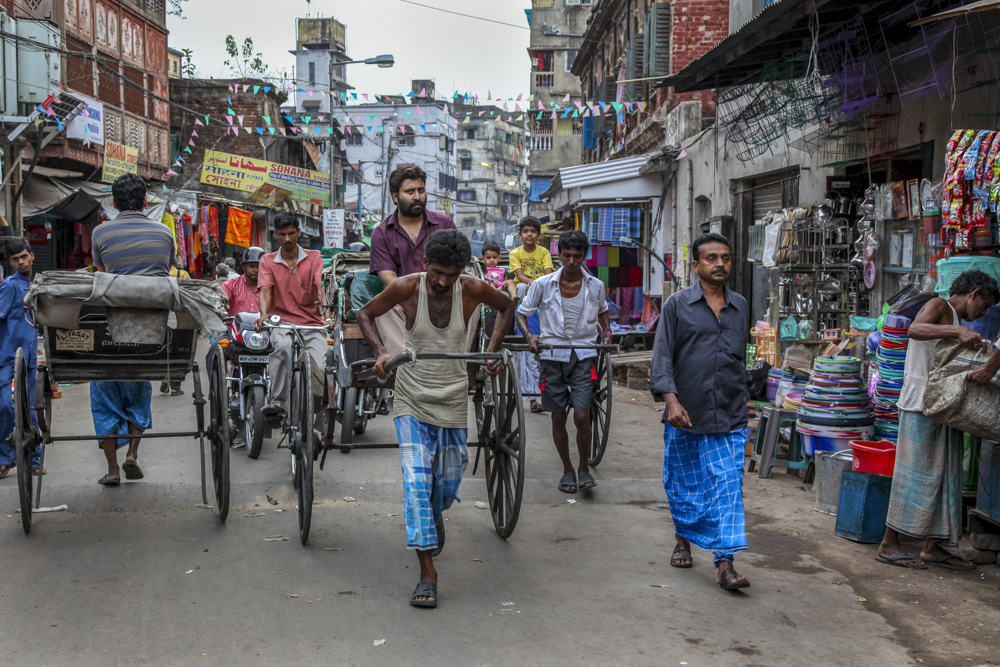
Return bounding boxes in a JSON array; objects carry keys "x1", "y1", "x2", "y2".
[{"x1": 541, "y1": 154, "x2": 666, "y2": 334}]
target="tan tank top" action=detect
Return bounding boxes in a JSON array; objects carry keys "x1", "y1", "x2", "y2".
[
  {"x1": 393, "y1": 273, "x2": 469, "y2": 428},
  {"x1": 896, "y1": 301, "x2": 958, "y2": 413}
]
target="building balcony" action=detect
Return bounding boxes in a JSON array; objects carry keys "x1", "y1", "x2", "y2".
[
  {"x1": 530, "y1": 136, "x2": 552, "y2": 151},
  {"x1": 534, "y1": 73, "x2": 554, "y2": 88}
]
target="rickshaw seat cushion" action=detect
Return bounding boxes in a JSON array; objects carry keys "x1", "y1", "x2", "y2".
[
  {"x1": 25, "y1": 271, "x2": 228, "y2": 340},
  {"x1": 339, "y1": 269, "x2": 384, "y2": 312}
]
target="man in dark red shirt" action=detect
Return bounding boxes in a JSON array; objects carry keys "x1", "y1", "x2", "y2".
[{"x1": 369, "y1": 164, "x2": 457, "y2": 355}]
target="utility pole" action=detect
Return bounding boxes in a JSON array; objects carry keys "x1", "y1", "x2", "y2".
[{"x1": 380, "y1": 118, "x2": 395, "y2": 219}]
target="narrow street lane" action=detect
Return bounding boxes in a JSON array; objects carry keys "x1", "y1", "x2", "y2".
[{"x1": 0, "y1": 373, "x2": 983, "y2": 666}]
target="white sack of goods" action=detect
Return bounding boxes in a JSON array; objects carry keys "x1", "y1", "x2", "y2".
[{"x1": 924, "y1": 339, "x2": 1000, "y2": 441}]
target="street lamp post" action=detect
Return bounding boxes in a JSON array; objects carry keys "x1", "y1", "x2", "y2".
[{"x1": 327, "y1": 54, "x2": 394, "y2": 214}]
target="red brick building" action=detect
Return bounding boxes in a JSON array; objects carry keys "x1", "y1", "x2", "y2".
[
  {"x1": 572, "y1": 0, "x2": 729, "y2": 161},
  {"x1": 15, "y1": 0, "x2": 173, "y2": 179}
]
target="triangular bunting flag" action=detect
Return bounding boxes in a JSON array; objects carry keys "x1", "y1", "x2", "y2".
[
  {"x1": 195, "y1": 117, "x2": 204, "y2": 126},
  {"x1": 227, "y1": 107, "x2": 235, "y2": 115},
  {"x1": 166, "y1": 169, "x2": 178, "y2": 176},
  {"x1": 253, "y1": 85, "x2": 260, "y2": 95}
]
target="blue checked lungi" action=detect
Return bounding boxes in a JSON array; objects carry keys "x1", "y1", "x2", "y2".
[
  {"x1": 90, "y1": 381, "x2": 153, "y2": 449},
  {"x1": 663, "y1": 424, "x2": 748, "y2": 565},
  {"x1": 886, "y1": 409, "x2": 964, "y2": 545},
  {"x1": 395, "y1": 415, "x2": 468, "y2": 551}
]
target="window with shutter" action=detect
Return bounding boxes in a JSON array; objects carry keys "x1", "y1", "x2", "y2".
[
  {"x1": 643, "y1": 3, "x2": 671, "y2": 78},
  {"x1": 625, "y1": 32, "x2": 645, "y2": 101}
]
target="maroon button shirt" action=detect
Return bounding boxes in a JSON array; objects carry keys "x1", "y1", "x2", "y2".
[{"x1": 369, "y1": 209, "x2": 457, "y2": 277}]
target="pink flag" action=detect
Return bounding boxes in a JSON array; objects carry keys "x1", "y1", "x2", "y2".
[
  {"x1": 515, "y1": 104, "x2": 521, "y2": 112},
  {"x1": 188, "y1": 139, "x2": 195, "y2": 146},
  {"x1": 418, "y1": 87, "x2": 427, "y2": 97},
  {"x1": 516, "y1": 93, "x2": 523, "y2": 101},
  {"x1": 415, "y1": 106, "x2": 423, "y2": 115},
  {"x1": 226, "y1": 115, "x2": 233, "y2": 125},
  {"x1": 191, "y1": 129, "x2": 199, "y2": 137},
  {"x1": 537, "y1": 101, "x2": 545, "y2": 110},
  {"x1": 166, "y1": 169, "x2": 178, "y2": 176}
]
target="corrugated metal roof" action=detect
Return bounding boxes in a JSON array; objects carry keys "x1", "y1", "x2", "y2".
[{"x1": 554, "y1": 154, "x2": 653, "y2": 191}]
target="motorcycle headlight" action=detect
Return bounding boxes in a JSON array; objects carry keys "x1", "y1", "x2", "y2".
[{"x1": 243, "y1": 330, "x2": 270, "y2": 351}]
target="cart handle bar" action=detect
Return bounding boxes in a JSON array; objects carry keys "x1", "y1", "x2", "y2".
[
  {"x1": 504, "y1": 343, "x2": 620, "y2": 354},
  {"x1": 354, "y1": 350, "x2": 507, "y2": 383}
]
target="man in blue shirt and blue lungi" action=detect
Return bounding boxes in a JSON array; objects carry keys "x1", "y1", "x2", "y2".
[
  {"x1": 0, "y1": 238, "x2": 42, "y2": 477},
  {"x1": 650, "y1": 233, "x2": 751, "y2": 591},
  {"x1": 90, "y1": 173, "x2": 174, "y2": 486}
]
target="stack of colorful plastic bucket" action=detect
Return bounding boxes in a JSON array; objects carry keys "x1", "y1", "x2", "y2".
[
  {"x1": 873, "y1": 314, "x2": 910, "y2": 444},
  {"x1": 765, "y1": 367, "x2": 782, "y2": 402},
  {"x1": 796, "y1": 356, "x2": 874, "y2": 456}
]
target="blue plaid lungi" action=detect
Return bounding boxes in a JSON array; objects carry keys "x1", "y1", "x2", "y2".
[
  {"x1": 395, "y1": 415, "x2": 468, "y2": 550},
  {"x1": 90, "y1": 381, "x2": 153, "y2": 449},
  {"x1": 663, "y1": 424, "x2": 748, "y2": 565}
]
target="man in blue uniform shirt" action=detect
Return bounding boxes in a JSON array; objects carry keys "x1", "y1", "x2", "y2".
[{"x1": 0, "y1": 238, "x2": 42, "y2": 477}]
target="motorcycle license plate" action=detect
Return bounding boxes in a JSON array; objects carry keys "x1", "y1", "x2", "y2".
[{"x1": 238, "y1": 355, "x2": 269, "y2": 364}]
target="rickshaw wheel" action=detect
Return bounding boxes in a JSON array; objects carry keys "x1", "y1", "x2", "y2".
[
  {"x1": 483, "y1": 350, "x2": 526, "y2": 539},
  {"x1": 12, "y1": 349, "x2": 35, "y2": 534},
  {"x1": 588, "y1": 349, "x2": 613, "y2": 467}
]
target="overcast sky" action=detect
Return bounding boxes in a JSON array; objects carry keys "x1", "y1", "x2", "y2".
[{"x1": 167, "y1": 0, "x2": 532, "y2": 100}]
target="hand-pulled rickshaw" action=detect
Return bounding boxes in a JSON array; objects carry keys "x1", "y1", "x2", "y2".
[{"x1": 10, "y1": 272, "x2": 231, "y2": 534}]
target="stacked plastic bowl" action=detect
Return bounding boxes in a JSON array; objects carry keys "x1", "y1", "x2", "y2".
[
  {"x1": 776, "y1": 368, "x2": 809, "y2": 408},
  {"x1": 796, "y1": 356, "x2": 874, "y2": 456},
  {"x1": 873, "y1": 314, "x2": 911, "y2": 444}
]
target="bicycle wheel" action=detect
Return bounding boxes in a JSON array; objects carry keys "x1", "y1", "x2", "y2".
[
  {"x1": 208, "y1": 350, "x2": 231, "y2": 522},
  {"x1": 295, "y1": 354, "x2": 314, "y2": 545}
]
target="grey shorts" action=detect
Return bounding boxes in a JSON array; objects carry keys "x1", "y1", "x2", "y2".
[{"x1": 539, "y1": 352, "x2": 595, "y2": 412}]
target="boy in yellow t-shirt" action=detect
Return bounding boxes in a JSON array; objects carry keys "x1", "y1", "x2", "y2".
[
  {"x1": 509, "y1": 216, "x2": 552, "y2": 413},
  {"x1": 509, "y1": 216, "x2": 553, "y2": 298}
]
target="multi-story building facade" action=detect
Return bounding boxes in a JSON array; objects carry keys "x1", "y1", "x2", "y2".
[
  {"x1": 30, "y1": 0, "x2": 171, "y2": 179},
  {"x1": 343, "y1": 89, "x2": 457, "y2": 225},
  {"x1": 573, "y1": 0, "x2": 729, "y2": 163},
  {"x1": 525, "y1": 0, "x2": 592, "y2": 218},
  {"x1": 291, "y1": 16, "x2": 352, "y2": 116},
  {"x1": 452, "y1": 102, "x2": 526, "y2": 240}
]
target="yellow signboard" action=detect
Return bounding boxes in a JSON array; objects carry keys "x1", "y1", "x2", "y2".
[
  {"x1": 101, "y1": 141, "x2": 139, "y2": 183},
  {"x1": 200, "y1": 150, "x2": 330, "y2": 206}
]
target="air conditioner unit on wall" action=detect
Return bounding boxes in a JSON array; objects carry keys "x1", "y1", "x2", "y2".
[
  {"x1": 0, "y1": 11, "x2": 19, "y2": 116},
  {"x1": 17, "y1": 19, "x2": 60, "y2": 109}
]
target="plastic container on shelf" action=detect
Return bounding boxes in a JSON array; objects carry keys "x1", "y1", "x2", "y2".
[
  {"x1": 936, "y1": 256, "x2": 1000, "y2": 296},
  {"x1": 850, "y1": 440, "x2": 897, "y2": 476}
]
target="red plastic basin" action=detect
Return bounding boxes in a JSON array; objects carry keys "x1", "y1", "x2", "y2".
[{"x1": 850, "y1": 440, "x2": 897, "y2": 477}]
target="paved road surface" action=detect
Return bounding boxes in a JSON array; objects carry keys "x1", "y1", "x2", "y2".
[{"x1": 0, "y1": 375, "x2": 912, "y2": 666}]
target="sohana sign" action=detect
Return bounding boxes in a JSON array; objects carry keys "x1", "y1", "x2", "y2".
[{"x1": 102, "y1": 141, "x2": 139, "y2": 183}]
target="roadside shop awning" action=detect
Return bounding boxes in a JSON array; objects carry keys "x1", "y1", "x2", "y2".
[
  {"x1": 21, "y1": 174, "x2": 107, "y2": 225},
  {"x1": 541, "y1": 154, "x2": 660, "y2": 212},
  {"x1": 660, "y1": 0, "x2": 897, "y2": 93}
]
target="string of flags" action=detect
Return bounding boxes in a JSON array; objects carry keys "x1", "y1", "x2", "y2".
[{"x1": 160, "y1": 84, "x2": 646, "y2": 185}]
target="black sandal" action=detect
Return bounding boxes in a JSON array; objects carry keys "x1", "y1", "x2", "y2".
[
  {"x1": 410, "y1": 580, "x2": 437, "y2": 608},
  {"x1": 719, "y1": 567, "x2": 750, "y2": 590},
  {"x1": 558, "y1": 471, "x2": 577, "y2": 493},
  {"x1": 670, "y1": 543, "x2": 693, "y2": 568}
]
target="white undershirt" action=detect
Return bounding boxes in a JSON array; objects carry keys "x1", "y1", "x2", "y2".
[{"x1": 561, "y1": 290, "x2": 585, "y2": 339}]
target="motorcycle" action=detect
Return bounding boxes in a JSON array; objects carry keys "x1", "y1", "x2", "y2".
[{"x1": 221, "y1": 312, "x2": 274, "y2": 458}]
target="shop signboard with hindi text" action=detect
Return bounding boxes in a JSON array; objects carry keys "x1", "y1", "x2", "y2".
[
  {"x1": 101, "y1": 141, "x2": 138, "y2": 183},
  {"x1": 200, "y1": 150, "x2": 331, "y2": 207}
]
